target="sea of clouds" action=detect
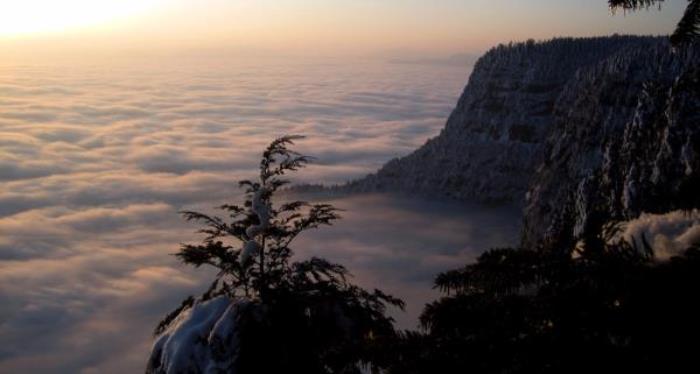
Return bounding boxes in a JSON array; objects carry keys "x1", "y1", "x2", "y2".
[{"x1": 0, "y1": 57, "x2": 520, "y2": 373}]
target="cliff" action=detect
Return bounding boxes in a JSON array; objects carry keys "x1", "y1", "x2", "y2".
[
  {"x1": 523, "y1": 41, "x2": 700, "y2": 247},
  {"x1": 344, "y1": 36, "x2": 698, "y2": 247},
  {"x1": 344, "y1": 36, "x2": 662, "y2": 202}
]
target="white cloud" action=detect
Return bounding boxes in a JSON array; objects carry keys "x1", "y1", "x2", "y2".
[{"x1": 0, "y1": 58, "x2": 487, "y2": 372}]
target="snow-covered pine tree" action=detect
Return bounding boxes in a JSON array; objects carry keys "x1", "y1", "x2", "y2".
[{"x1": 147, "y1": 135, "x2": 403, "y2": 374}]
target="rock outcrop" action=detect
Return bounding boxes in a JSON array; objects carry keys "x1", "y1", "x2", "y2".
[{"x1": 146, "y1": 296, "x2": 251, "y2": 374}]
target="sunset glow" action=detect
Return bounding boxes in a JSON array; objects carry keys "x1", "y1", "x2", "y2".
[
  {"x1": 1, "y1": 1, "x2": 698, "y2": 372},
  {"x1": 0, "y1": 0, "x2": 160, "y2": 36},
  {"x1": 0, "y1": 0, "x2": 686, "y2": 59}
]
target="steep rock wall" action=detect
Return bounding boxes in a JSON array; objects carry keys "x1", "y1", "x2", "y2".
[
  {"x1": 345, "y1": 36, "x2": 661, "y2": 202},
  {"x1": 522, "y1": 42, "x2": 700, "y2": 247}
]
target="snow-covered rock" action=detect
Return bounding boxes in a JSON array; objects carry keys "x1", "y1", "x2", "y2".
[
  {"x1": 610, "y1": 209, "x2": 700, "y2": 261},
  {"x1": 146, "y1": 296, "x2": 251, "y2": 374}
]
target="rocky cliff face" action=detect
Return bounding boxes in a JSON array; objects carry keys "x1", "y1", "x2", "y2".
[
  {"x1": 522, "y1": 42, "x2": 700, "y2": 247},
  {"x1": 345, "y1": 36, "x2": 698, "y2": 248},
  {"x1": 345, "y1": 36, "x2": 661, "y2": 203}
]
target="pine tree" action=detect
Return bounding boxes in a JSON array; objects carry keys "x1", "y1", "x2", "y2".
[
  {"x1": 608, "y1": 0, "x2": 699, "y2": 46},
  {"x1": 388, "y1": 226, "x2": 700, "y2": 374},
  {"x1": 175, "y1": 135, "x2": 337, "y2": 301},
  {"x1": 154, "y1": 136, "x2": 403, "y2": 373}
]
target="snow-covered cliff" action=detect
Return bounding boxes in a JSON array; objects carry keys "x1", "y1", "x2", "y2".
[
  {"x1": 345, "y1": 36, "x2": 662, "y2": 202},
  {"x1": 522, "y1": 41, "x2": 700, "y2": 247},
  {"x1": 344, "y1": 36, "x2": 698, "y2": 247}
]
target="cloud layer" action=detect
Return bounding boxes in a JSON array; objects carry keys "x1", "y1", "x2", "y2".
[{"x1": 0, "y1": 57, "x2": 519, "y2": 373}]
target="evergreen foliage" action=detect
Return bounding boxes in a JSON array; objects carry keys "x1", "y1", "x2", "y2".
[
  {"x1": 608, "y1": 0, "x2": 699, "y2": 46},
  {"x1": 154, "y1": 136, "x2": 403, "y2": 373},
  {"x1": 386, "y1": 223, "x2": 700, "y2": 373}
]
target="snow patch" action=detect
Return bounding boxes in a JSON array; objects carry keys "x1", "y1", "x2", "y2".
[
  {"x1": 147, "y1": 296, "x2": 250, "y2": 374},
  {"x1": 241, "y1": 188, "x2": 270, "y2": 264},
  {"x1": 616, "y1": 210, "x2": 700, "y2": 261}
]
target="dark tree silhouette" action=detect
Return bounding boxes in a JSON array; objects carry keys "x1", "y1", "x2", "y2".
[
  {"x1": 175, "y1": 135, "x2": 338, "y2": 301},
  {"x1": 608, "y1": 0, "x2": 699, "y2": 45},
  {"x1": 152, "y1": 136, "x2": 403, "y2": 374},
  {"x1": 386, "y1": 223, "x2": 700, "y2": 374}
]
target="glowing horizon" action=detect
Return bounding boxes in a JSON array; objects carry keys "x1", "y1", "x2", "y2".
[
  {"x1": 0, "y1": 0, "x2": 686, "y2": 61},
  {"x1": 0, "y1": 0, "x2": 162, "y2": 36}
]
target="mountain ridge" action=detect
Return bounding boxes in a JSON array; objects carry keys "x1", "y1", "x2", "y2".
[
  {"x1": 341, "y1": 36, "x2": 664, "y2": 204},
  {"x1": 334, "y1": 35, "x2": 699, "y2": 246}
]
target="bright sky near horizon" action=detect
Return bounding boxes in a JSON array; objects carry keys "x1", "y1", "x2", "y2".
[{"x1": 0, "y1": 0, "x2": 687, "y2": 59}]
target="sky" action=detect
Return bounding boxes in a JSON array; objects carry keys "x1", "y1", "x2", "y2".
[
  {"x1": 0, "y1": 0, "x2": 687, "y2": 61},
  {"x1": 0, "y1": 0, "x2": 689, "y2": 372}
]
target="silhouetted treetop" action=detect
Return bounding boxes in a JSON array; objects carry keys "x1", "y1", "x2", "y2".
[
  {"x1": 608, "y1": 0, "x2": 699, "y2": 45},
  {"x1": 150, "y1": 136, "x2": 403, "y2": 374}
]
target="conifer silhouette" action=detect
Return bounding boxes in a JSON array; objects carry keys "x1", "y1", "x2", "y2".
[
  {"x1": 608, "y1": 0, "x2": 699, "y2": 45},
  {"x1": 153, "y1": 136, "x2": 403, "y2": 374}
]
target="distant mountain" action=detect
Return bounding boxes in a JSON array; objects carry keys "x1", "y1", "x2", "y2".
[{"x1": 388, "y1": 52, "x2": 481, "y2": 66}]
